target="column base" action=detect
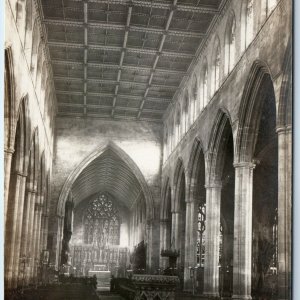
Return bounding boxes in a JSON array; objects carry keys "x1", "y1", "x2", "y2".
[
  {"x1": 231, "y1": 294, "x2": 252, "y2": 300},
  {"x1": 203, "y1": 292, "x2": 219, "y2": 298}
]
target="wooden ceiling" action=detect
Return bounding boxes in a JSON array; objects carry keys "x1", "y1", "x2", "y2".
[{"x1": 40, "y1": 0, "x2": 226, "y2": 122}]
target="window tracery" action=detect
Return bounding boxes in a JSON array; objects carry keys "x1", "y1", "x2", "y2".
[
  {"x1": 83, "y1": 194, "x2": 120, "y2": 247},
  {"x1": 197, "y1": 203, "x2": 206, "y2": 266}
]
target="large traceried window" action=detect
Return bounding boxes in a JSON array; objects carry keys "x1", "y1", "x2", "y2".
[
  {"x1": 196, "y1": 203, "x2": 206, "y2": 266},
  {"x1": 83, "y1": 194, "x2": 120, "y2": 247}
]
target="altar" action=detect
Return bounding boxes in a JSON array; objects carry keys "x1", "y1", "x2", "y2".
[{"x1": 88, "y1": 264, "x2": 111, "y2": 291}]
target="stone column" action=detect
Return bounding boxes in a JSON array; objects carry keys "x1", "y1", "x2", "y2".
[
  {"x1": 146, "y1": 220, "x2": 153, "y2": 272},
  {"x1": 232, "y1": 162, "x2": 255, "y2": 300},
  {"x1": 42, "y1": 214, "x2": 49, "y2": 250},
  {"x1": 159, "y1": 219, "x2": 171, "y2": 269},
  {"x1": 184, "y1": 201, "x2": 192, "y2": 291},
  {"x1": 18, "y1": 187, "x2": 37, "y2": 285},
  {"x1": 25, "y1": 189, "x2": 38, "y2": 283},
  {"x1": 171, "y1": 211, "x2": 181, "y2": 250},
  {"x1": 5, "y1": 170, "x2": 27, "y2": 289},
  {"x1": 48, "y1": 215, "x2": 64, "y2": 270},
  {"x1": 203, "y1": 182, "x2": 222, "y2": 298},
  {"x1": 34, "y1": 197, "x2": 44, "y2": 279},
  {"x1": 277, "y1": 126, "x2": 292, "y2": 300},
  {"x1": 30, "y1": 201, "x2": 42, "y2": 281},
  {"x1": 4, "y1": 147, "x2": 14, "y2": 222}
]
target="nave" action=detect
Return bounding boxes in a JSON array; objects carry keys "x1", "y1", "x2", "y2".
[{"x1": 4, "y1": 0, "x2": 292, "y2": 299}]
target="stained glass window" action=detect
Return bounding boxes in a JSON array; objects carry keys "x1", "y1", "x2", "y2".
[
  {"x1": 197, "y1": 203, "x2": 206, "y2": 266},
  {"x1": 83, "y1": 194, "x2": 120, "y2": 247}
]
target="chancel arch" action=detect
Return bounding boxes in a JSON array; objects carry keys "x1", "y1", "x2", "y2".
[{"x1": 56, "y1": 142, "x2": 154, "y2": 276}]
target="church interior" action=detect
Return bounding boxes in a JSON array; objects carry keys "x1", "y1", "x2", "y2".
[{"x1": 4, "y1": 0, "x2": 292, "y2": 299}]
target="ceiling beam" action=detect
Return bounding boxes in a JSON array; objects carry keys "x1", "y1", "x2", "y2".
[
  {"x1": 58, "y1": 102, "x2": 164, "y2": 114},
  {"x1": 56, "y1": 112, "x2": 163, "y2": 122},
  {"x1": 56, "y1": 90, "x2": 172, "y2": 103},
  {"x1": 83, "y1": 1, "x2": 88, "y2": 115},
  {"x1": 68, "y1": 0, "x2": 219, "y2": 14},
  {"x1": 51, "y1": 59, "x2": 187, "y2": 76},
  {"x1": 53, "y1": 75, "x2": 178, "y2": 90},
  {"x1": 112, "y1": 5, "x2": 133, "y2": 117},
  {"x1": 43, "y1": 19, "x2": 205, "y2": 39},
  {"x1": 48, "y1": 40, "x2": 195, "y2": 59},
  {"x1": 137, "y1": 0, "x2": 177, "y2": 119}
]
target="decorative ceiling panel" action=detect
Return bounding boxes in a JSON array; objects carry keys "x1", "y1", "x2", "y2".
[{"x1": 40, "y1": 0, "x2": 227, "y2": 121}]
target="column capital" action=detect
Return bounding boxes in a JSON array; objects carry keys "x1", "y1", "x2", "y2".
[
  {"x1": 233, "y1": 161, "x2": 256, "y2": 169},
  {"x1": 4, "y1": 147, "x2": 15, "y2": 154},
  {"x1": 171, "y1": 210, "x2": 181, "y2": 215},
  {"x1": 205, "y1": 182, "x2": 222, "y2": 189},
  {"x1": 35, "y1": 203, "x2": 43, "y2": 212},
  {"x1": 15, "y1": 171, "x2": 27, "y2": 177},
  {"x1": 26, "y1": 188, "x2": 37, "y2": 194},
  {"x1": 160, "y1": 218, "x2": 171, "y2": 224},
  {"x1": 276, "y1": 124, "x2": 292, "y2": 134}
]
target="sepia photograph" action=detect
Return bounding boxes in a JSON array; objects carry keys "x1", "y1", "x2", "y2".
[{"x1": 3, "y1": 0, "x2": 293, "y2": 299}]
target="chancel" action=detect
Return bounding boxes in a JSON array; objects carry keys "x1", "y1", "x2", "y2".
[{"x1": 4, "y1": 0, "x2": 292, "y2": 299}]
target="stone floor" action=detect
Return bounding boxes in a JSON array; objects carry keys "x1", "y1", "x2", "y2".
[{"x1": 97, "y1": 291, "x2": 124, "y2": 300}]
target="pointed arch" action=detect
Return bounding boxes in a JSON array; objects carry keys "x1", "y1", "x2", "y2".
[
  {"x1": 28, "y1": 127, "x2": 40, "y2": 189},
  {"x1": 188, "y1": 137, "x2": 206, "y2": 187},
  {"x1": 160, "y1": 177, "x2": 172, "y2": 220},
  {"x1": 207, "y1": 110, "x2": 234, "y2": 183},
  {"x1": 278, "y1": 39, "x2": 292, "y2": 128},
  {"x1": 14, "y1": 96, "x2": 31, "y2": 174},
  {"x1": 235, "y1": 60, "x2": 274, "y2": 163},
  {"x1": 4, "y1": 47, "x2": 16, "y2": 151},
  {"x1": 173, "y1": 158, "x2": 186, "y2": 211},
  {"x1": 57, "y1": 142, "x2": 154, "y2": 219}
]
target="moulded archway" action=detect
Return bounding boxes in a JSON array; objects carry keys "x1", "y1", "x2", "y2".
[
  {"x1": 204, "y1": 110, "x2": 235, "y2": 298},
  {"x1": 57, "y1": 142, "x2": 154, "y2": 220},
  {"x1": 186, "y1": 138, "x2": 207, "y2": 293}
]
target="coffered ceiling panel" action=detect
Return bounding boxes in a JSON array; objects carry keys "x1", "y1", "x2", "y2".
[{"x1": 40, "y1": 0, "x2": 226, "y2": 122}]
